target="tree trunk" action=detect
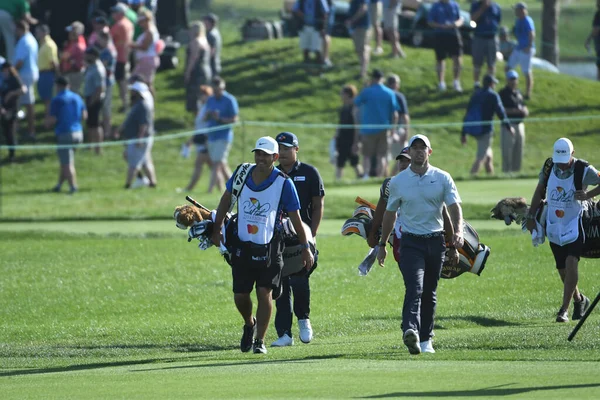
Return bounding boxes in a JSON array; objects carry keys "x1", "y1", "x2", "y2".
[{"x1": 541, "y1": 0, "x2": 560, "y2": 65}]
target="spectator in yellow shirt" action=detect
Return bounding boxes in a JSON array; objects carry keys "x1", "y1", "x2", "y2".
[{"x1": 36, "y1": 25, "x2": 58, "y2": 117}]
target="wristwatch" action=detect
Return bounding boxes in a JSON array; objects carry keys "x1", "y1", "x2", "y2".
[
  {"x1": 378, "y1": 241, "x2": 387, "y2": 247},
  {"x1": 300, "y1": 243, "x2": 310, "y2": 249}
]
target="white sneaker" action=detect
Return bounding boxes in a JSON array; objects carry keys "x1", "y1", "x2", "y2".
[
  {"x1": 298, "y1": 319, "x2": 313, "y2": 343},
  {"x1": 131, "y1": 176, "x2": 150, "y2": 189},
  {"x1": 420, "y1": 339, "x2": 435, "y2": 353},
  {"x1": 453, "y1": 80, "x2": 463, "y2": 93},
  {"x1": 373, "y1": 47, "x2": 384, "y2": 55},
  {"x1": 438, "y1": 82, "x2": 447, "y2": 92},
  {"x1": 403, "y1": 329, "x2": 421, "y2": 355},
  {"x1": 271, "y1": 334, "x2": 294, "y2": 347}
]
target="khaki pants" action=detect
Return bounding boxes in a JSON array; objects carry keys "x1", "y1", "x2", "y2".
[{"x1": 501, "y1": 123, "x2": 525, "y2": 173}]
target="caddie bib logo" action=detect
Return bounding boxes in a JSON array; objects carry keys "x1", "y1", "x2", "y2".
[{"x1": 242, "y1": 197, "x2": 271, "y2": 221}]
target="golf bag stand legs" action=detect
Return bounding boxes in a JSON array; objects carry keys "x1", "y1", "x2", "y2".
[{"x1": 568, "y1": 290, "x2": 600, "y2": 341}]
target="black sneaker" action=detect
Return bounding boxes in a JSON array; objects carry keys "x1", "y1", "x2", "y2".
[
  {"x1": 556, "y1": 308, "x2": 568, "y2": 323},
  {"x1": 240, "y1": 318, "x2": 256, "y2": 353},
  {"x1": 573, "y1": 295, "x2": 591, "y2": 320},
  {"x1": 253, "y1": 339, "x2": 267, "y2": 354}
]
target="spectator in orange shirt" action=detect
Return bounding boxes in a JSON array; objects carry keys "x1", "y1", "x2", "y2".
[{"x1": 110, "y1": 3, "x2": 134, "y2": 112}]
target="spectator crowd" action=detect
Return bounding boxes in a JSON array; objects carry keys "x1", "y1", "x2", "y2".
[{"x1": 1, "y1": 0, "x2": 598, "y2": 188}]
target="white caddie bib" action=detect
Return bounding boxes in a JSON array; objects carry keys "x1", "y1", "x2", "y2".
[
  {"x1": 236, "y1": 174, "x2": 286, "y2": 244},
  {"x1": 546, "y1": 171, "x2": 583, "y2": 246}
]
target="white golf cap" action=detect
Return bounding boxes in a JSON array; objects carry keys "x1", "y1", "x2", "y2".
[
  {"x1": 408, "y1": 134, "x2": 432, "y2": 149},
  {"x1": 552, "y1": 138, "x2": 574, "y2": 164},
  {"x1": 252, "y1": 136, "x2": 278, "y2": 155}
]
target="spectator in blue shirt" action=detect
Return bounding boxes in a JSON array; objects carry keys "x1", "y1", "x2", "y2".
[
  {"x1": 12, "y1": 20, "x2": 38, "y2": 141},
  {"x1": 354, "y1": 69, "x2": 399, "y2": 177},
  {"x1": 428, "y1": 0, "x2": 464, "y2": 92},
  {"x1": 470, "y1": 0, "x2": 502, "y2": 86},
  {"x1": 45, "y1": 76, "x2": 87, "y2": 194},
  {"x1": 204, "y1": 76, "x2": 239, "y2": 193},
  {"x1": 346, "y1": 0, "x2": 370, "y2": 79},
  {"x1": 461, "y1": 74, "x2": 514, "y2": 176},
  {"x1": 293, "y1": 0, "x2": 329, "y2": 65},
  {"x1": 506, "y1": 2, "x2": 535, "y2": 99}
]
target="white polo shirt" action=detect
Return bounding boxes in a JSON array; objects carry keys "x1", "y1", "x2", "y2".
[{"x1": 386, "y1": 165, "x2": 462, "y2": 236}]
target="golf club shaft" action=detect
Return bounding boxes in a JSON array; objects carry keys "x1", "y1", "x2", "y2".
[
  {"x1": 568, "y1": 291, "x2": 600, "y2": 341},
  {"x1": 185, "y1": 196, "x2": 211, "y2": 212}
]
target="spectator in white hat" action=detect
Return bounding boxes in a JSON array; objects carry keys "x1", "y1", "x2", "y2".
[{"x1": 114, "y1": 81, "x2": 157, "y2": 189}]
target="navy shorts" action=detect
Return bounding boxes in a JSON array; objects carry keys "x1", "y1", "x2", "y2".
[
  {"x1": 37, "y1": 71, "x2": 55, "y2": 101},
  {"x1": 549, "y1": 225, "x2": 584, "y2": 269}
]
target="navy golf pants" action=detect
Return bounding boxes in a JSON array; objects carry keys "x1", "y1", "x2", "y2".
[
  {"x1": 274, "y1": 274, "x2": 310, "y2": 338},
  {"x1": 399, "y1": 234, "x2": 446, "y2": 342}
]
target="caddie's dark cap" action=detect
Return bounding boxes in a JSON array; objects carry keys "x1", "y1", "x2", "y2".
[
  {"x1": 275, "y1": 132, "x2": 299, "y2": 147},
  {"x1": 395, "y1": 146, "x2": 411, "y2": 160}
]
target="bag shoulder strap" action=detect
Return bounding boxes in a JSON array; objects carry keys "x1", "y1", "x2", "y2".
[
  {"x1": 541, "y1": 157, "x2": 554, "y2": 199},
  {"x1": 574, "y1": 159, "x2": 589, "y2": 191},
  {"x1": 229, "y1": 163, "x2": 253, "y2": 213}
]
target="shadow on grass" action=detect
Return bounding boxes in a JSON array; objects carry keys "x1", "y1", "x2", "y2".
[
  {"x1": 133, "y1": 354, "x2": 345, "y2": 372},
  {"x1": 0, "y1": 344, "x2": 233, "y2": 377},
  {"x1": 435, "y1": 315, "x2": 521, "y2": 328},
  {"x1": 362, "y1": 315, "x2": 519, "y2": 329},
  {"x1": 359, "y1": 383, "x2": 600, "y2": 398}
]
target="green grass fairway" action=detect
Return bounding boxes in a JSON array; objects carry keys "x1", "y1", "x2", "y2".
[
  {"x1": 3, "y1": 359, "x2": 600, "y2": 399},
  {"x1": 2, "y1": 224, "x2": 599, "y2": 398}
]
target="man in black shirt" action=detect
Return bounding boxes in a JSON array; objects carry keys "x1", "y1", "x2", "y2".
[
  {"x1": 272, "y1": 132, "x2": 325, "y2": 347},
  {"x1": 498, "y1": 69, "x2": 528, "y2": 174}
]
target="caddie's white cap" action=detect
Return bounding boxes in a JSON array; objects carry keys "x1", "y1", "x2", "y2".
[
  {"x1": 552, "y1": 138, "x2": 573, "y2": 164},
  {"x1": 252, "y1": 136, "x2": 278, "y2": 155},
  {"x1": 408, "y1": 134, "x2": 432, "y2": 149}
]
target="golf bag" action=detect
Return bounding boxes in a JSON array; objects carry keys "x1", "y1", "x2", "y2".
[
  {"x1": 184, "y1": 208, "x2": 317, "y2": 278},
  {"x1": 342, "y1": 200, "x2": 491, "y2": 279}
]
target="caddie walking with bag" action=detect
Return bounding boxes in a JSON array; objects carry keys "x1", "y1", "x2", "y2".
[
  {"x1": 211, "y1": 136, "x2": 314, "y2": 354},
  {"x1": 525, "y1": 138, "x2": 600, "y2": 322}
]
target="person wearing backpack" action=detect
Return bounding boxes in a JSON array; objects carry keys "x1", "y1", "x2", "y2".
[
  {"x1": 525, "y1": 138, "x2": 600, "y2": 322},
  {"x1": 210, "y1": 136, "x2": 314, "y2": 354},
  {"x1": 461, "y1": 74, "x2": 513, "y2": 176}
]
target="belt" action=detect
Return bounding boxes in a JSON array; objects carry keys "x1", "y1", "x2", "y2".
[{"x1": 403, "y1": 231, "x2": 444, "y2": 239}]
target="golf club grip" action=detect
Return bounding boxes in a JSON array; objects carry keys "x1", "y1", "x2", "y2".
[
  {"x1": 568, "y1": 291, "x2": 600, "y2": 341},
  {"x1": 355, "y1": 196, "x2": 377, "y2": 211},
  {"x1": 186, "y1": 196, "x2": 210, "y2": 212}
]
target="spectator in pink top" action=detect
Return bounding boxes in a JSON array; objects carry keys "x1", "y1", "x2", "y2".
[
  {"x1": 110, "y1": 3, "x2": 134, "y2": 112},
  {"x1": 131, "y1": 9, "x2": 160, "y2": 90},
  {"x1": 60, "y1": 21, "x2": 86, "y2": 94}
]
